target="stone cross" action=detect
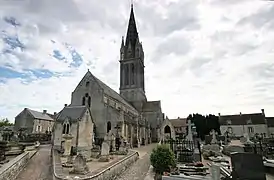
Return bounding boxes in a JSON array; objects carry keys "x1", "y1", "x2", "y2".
[
  {"x1": 63, "y1": 134, "x2": 73, "y2": 156},
  {"x1": 186, "y1": 120, "x2": 193, "y2": 142},
  {"x1": 210, "y1": 129, "x2": 218, "y2": 144}
]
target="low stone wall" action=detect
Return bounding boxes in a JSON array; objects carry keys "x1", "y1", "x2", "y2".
[
  {"x1": 0, "y1": 152, "x2": 29, "y2": 180},
  {"x1": 52, "y1": 149, "x2": 139, "y2": 180}
]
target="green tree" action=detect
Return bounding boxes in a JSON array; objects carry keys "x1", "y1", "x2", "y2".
[
  {"x1": 0, "y1": 118, "x2": 13, "y2": 127},
  {"x1": 187, "y1": 113, "x2": 220, "y2": 140}
]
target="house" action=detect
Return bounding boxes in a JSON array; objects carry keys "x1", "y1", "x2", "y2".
[
  {"x1": 169, "y1": 117, "x2": 187, "y2": 137},
  {"x1": 53, "y1": 105, "x2": 94, "y2": 158},
  {"x1": 218, "y1": 109, "x2": 268, "y2": 138},
  {"x1": 266, "y1": 117, "x2": 274, "y2": 136},
  {"x1": 14, "y1": 108, "x2": 54, "y2": 134}
]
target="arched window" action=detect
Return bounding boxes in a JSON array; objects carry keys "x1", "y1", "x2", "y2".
[
  {"x1": 82, "y1": 97, "x2": 85, "y2": 105},
  {"x1": 63, "y1": 123, "x2": 70, "y2": 134},
  {"x1": 88, "y1": 96, "x2": 91, "y2": 107},
  {"x1": 107, "y1": 121, "x2": 111, "y2": 133},
  {"x1": 131, "y1": 63, "x2": 135, "y2": 85}
]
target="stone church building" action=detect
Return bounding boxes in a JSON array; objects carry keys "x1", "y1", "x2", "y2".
[{"x1": 53, "y1": 5, "x2": 164, "y2": 149}]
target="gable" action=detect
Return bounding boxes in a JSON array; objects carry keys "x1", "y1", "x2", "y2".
[{"x1": 72, "y1": 70, "x2": 102, "y2": 93}]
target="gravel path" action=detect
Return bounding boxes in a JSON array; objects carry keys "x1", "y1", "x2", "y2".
[
  {"x1": 116, "y1": 144, "x2": 156, "y2": 180},
  {"x1": 15, "y1": 145, "x2": 52, "y2": 180}
]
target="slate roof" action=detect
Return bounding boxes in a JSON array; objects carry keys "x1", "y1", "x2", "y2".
[
  {"x1": 169, "y1": 118, "x2": 187, "y2": 128},
  {"x1": 219, "y1": 113, "x2": 265, "y2": 125},
  {"x1": 26, "y1": 108, "x2": 54, "y2": 121},
  {"x1": 142, "y1": 101, "x2": 161, "y2": 112},
  {"x1": 82, "y1": 71, "x2": 137, "y2": 112},
  {"x1": 266, "y1": 117, "x2": 274, "y2": 127},
  {"x1": 56, "y1": 105, "x2": 87, "y2": 122}
]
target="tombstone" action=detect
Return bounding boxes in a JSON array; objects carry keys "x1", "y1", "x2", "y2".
[
  {"x1": 210, "y1": 130, "x2": 218, "y2": 144},
  {"x1": 243, "y1": 133, "x2": 253, "y2": 144},
  {"x1": 205, "y1": 135, "x2": 212, "y2": 145},
  {"x1": 231, "y1": 152, "x2": 266, "y2": 180},
  {"x1": 186, "y1": 120, "x2": 193, "y2": 142},
  {"x1": 72, "y1": 154, "x2": 89, "y2": 175},
  {"x1": 63, "y1": 134, "x2": 73, "y2": 156},
  {"x1": 101, "y1": 141, "x2": 110, "y2": 156},
  {"x1": 211, "y1": 163, "x2": 220, "y2": 180}
]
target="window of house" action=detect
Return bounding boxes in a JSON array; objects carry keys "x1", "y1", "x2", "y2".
[
  {"x1": 36, "y1": 125, "x2": 41, "y2": 132},
  {"x1": 247, "y1": 119, "x2": 252, "y2": 125},
  {"x1": 227, "y1": 120, "x2": 232, "y2": 125},
  {"x1": 248, "y1": 127, "x2": 254, "y2": 133},
  {"x1": 48, "y1": 126, "x2": 51, "y2": 132}
]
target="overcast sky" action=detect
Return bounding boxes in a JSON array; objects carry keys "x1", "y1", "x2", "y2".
[{"x1": 0, "y1": 0, "x2": 274, "y2": 121}]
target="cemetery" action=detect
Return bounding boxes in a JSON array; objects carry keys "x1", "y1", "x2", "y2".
[
  {"x1": 0, "y1": 128, "x2": 41, "y2": 180},
  {"x1": 52, "y1": 132, "x2": 140, "y2": 179},
  {"x1": 152, "y1": 120, "x2": 274, "y2": 180}
]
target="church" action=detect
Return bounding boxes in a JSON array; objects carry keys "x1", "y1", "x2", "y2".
[{"x1": 53, "y1": 5, "x2": 164, "y2": 150}]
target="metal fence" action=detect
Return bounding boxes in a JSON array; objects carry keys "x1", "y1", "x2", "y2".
[{"x1": 162, "y1": 139, "x2": 201, "y2": 163}]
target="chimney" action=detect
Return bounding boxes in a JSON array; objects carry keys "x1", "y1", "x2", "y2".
[
  {"x1": 43, "y1": 110, "x2": 47, "y2": 114},
  {"x1": 218, "y1": 113, "x2": 221, "y2": 117},
  {"x1": 54, "y1": 112, "x2": 57, "y2": 116},
  {"x1": 261, "y1": 109, "x2": 265, "y2": 116},
  {"x1": 240, "y1": 112, "x2": 242, "y2": 115},
  {"x1": 178, "y1": 117, "x2": 180, "y2": 119},
  {"x1": 64, "y1": 104, "x2": 67, "y2": 107}
]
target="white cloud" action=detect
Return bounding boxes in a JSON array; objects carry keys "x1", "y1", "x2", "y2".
[{"x1": 0, "y1": 0, "x2": 274, "y2": 122}]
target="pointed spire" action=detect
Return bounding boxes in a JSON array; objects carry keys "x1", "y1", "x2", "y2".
[
  {"x1": 121, "y1": 36, "x2": 124, "y2": 49},
  {"x1": 125, "y1": 2, "x2": 138, "y2": 48}
]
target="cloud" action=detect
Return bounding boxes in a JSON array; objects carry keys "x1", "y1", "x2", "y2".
[{"x1": 1, "y1": 0, "x2": 274, "y2": 122}]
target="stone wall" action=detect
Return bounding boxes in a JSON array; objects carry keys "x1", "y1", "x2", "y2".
[
  {"x1": 0, "y1": 152, "x2": 29, "y2": 180},
  {"x1": 52, "y1": 149, "x2": 139, "y2": 180}
]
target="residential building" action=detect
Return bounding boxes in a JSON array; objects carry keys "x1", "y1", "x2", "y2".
[
  {"x1": 14, "y1": 108, "x2": 54, "y2": 134},
  {"x1": 218, "y1": 109, "x2": 268, "y2": 138}
]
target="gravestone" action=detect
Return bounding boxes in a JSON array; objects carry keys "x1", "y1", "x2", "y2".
[
  {"x1": 205, "y1": 135, "x2": 212, "y2": 145},
  {"x1": 211, "y1": 163, "x2": 220, "y2": 180},
  {"x1": 72, "y1": 154, "x2": 89, "y2": 175},
  {"x1": 231, "y1": 152, "x2": 266, "y2": 180},
  {"x1": 101, "y1": 141, "x2": 110, "y2": 156}
]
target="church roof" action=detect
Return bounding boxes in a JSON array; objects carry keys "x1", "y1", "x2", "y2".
[
  {"x1": 23, "y1": 108, "x2": 54, "y2": 121},
  {"x1": 142, "y1": 101, "x2": 161, "y2": 112},
  {"x1": 86, "y1": 71, "x2": 137, "y2": 112},
  {"x1": 56, "y1": 105, "x2": 87, "y2": 122}
]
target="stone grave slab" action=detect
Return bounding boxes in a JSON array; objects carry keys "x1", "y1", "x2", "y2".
[{"x1": 231, "y1": 152, "x2": 266, "y2": 180}]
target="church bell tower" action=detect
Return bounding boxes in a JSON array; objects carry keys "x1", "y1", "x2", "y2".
[{"x1": 119, "y1": 4, "x2": 147, "y2": 111}]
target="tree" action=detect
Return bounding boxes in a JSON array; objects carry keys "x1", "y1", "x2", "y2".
[
  {"x1": 0, "y1": 118, "x2": 13, "y2": 127},
  {"x1": 187, "y1": 113, "x2": 220, "y2": 140}
]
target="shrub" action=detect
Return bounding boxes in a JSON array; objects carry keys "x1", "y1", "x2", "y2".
[{"x1": 150, "y1": 144, "x2": 176, "y2": 174}]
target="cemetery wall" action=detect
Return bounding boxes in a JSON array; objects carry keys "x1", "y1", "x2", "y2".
[
  {"x1": 52, "y1": 149, "x2": 139, "y2": 180},
  {"x1": 0, "y1": 152, "x2": 29, "y2": 180}
]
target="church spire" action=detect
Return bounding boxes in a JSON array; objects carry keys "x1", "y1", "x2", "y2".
[{"x1": 125, "y1": 3, "x2": 139, "y2": 48}]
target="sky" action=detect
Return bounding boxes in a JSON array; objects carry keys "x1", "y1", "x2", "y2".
[{"x1": 0, "y1": 0, "x2": 274, "y2": 122}]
